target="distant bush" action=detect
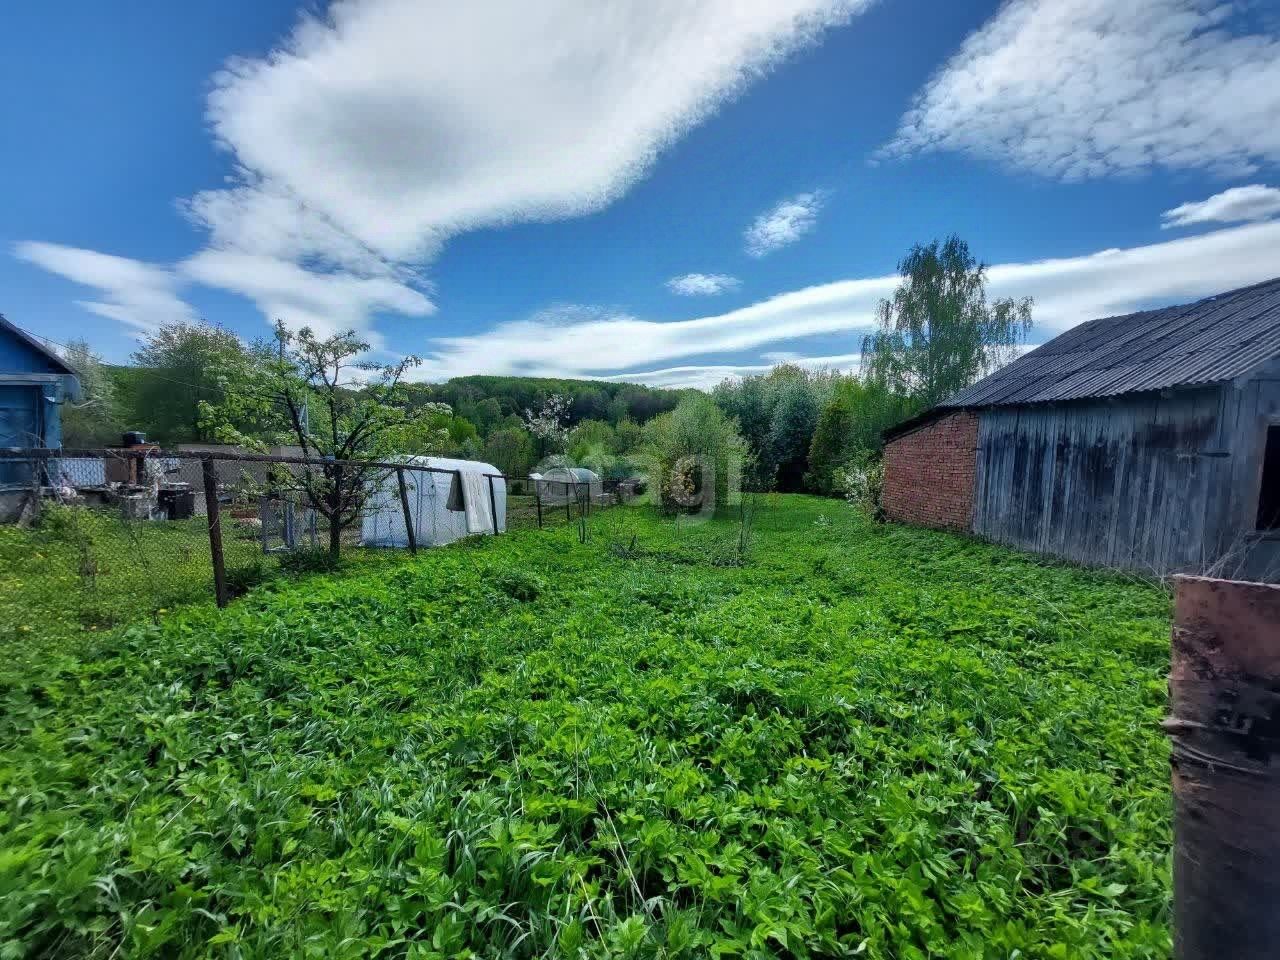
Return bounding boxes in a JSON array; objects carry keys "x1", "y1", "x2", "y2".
[
  {"x1": 835, "y1": 449, "x2": 885, "y2": 520},
  {"x1": 225, "y1": 558, "x2": 273, "y2": 598},
  {"x1": 642, "y1": 394, "x2": 749, "y2": 512}
]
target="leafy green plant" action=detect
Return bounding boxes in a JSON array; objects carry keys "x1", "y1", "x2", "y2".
[
  {"x1": 224, "y1": 558, "x2": 273, "y2": 598},
  {"x1": 2, "y1": 497, "x2": 1173, "y2": 958},
  {"x1": 275, "y1": 545, "x2": 340, "y2": 575}
]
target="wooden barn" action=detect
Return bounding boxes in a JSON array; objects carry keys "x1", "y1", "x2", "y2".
[{"x1": 881, "y1": 278, "x2": 1280, "y2": 582}]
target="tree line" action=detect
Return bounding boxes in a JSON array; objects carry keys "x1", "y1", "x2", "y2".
[{"x1": 59, "y1": 234, "x2": 1032, "y2": 517}]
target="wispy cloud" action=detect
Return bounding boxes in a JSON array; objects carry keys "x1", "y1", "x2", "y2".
[
  {"x1": 744, "y1": 191, "x2": 826, "y2": 257},
  {"x1": 882, "y1": 0, "x2": 1280, "y2": 179},
  {"x1": 12, "y1": 242, "x2": 197, "y2": 332},
  {"x1": 181, "y1": 0, "x2": 868, "y2": 331},
  {"x1": 22, "y1": 1, "x2": 873, "y2": 337},
  {"x1": 415, "y1": 220, "x2": 1280, "y2": 388},
  {"x1": 180, "y1": 250, "x2": 434, "y2": 347},
  {"x1": 665, "y1": 273, "x2": 741, "y2": 296},
  {"x1": 600, "y1": 353, "x2": 864, "y2": 391},
  {"x1": 1161, "y1": 185, "x2": 1280, "y2": 229}
]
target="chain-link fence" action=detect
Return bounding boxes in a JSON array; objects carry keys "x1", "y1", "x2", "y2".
[{"x1": 1, "y1": 448, "x2": 635, "y2": 631}]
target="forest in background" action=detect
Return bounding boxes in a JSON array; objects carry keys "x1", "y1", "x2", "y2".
[{"x1": 54, "y1": 235, "x2": 1032, "y2": 503}]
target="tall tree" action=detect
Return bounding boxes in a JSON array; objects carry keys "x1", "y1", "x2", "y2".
[
  {"x1": 521, "y1": 394, "x2": 571, "y2": 456},
  {"x1": 126, "y1": 321, "x2": 254, "y2": 443},
  {"x1": 861, "y1": 235, "x2": 1033, "y2": 408},
  {"x1": 806, "y1": 387, "x2": 857, "y2": 496},
  {"x1": 482, "y1": 426, "x2": 536, "y2": 479},
  {"x1": 58, "y1": 339, "x2": 124, "y2": 446},
  {"x1": 766, "y1": 375, "x2": 822, "y2": 493},
  {"x1": 713, "y1": 364, "x2": 835, "y2": 491}
]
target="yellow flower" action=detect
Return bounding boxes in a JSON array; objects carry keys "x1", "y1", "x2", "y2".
[
  {"x1": 158, "y1": 608, "x2": 168, "y2": 614},
  {"x1": 19, "y1": 625, "x2": 30, "y2": 632}
]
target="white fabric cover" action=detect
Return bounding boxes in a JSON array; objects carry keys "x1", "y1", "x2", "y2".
[{"x1": 460, "y1": 469, "x2": 494, "y2": 534}]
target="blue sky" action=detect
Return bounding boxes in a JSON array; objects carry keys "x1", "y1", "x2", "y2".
[{"x1": 5, "y1": 0, "x2": 1280, "y2": 388}]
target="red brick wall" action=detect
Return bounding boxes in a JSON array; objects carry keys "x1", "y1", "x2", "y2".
[{"x1": 882, "y1": 411, "x2": 978, "y2": 531}]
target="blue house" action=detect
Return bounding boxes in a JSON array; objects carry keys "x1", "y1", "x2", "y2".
[{"x1": 1, "y1": 315, "x2": 81, "y2": 487}]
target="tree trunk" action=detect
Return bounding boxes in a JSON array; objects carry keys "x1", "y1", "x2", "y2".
[{"x1": 328, "y1": 514, "x2": 342, "y2": 561}]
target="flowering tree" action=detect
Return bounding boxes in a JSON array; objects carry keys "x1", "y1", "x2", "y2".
[{"x1": 521, "y1": 394, "x2": 572, "y2": 454}]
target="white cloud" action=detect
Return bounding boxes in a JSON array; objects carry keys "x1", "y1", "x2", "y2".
[
  {"x1": 744, "y1": 191, "x2": 826, "y2": 257},
  {"x1": 414, "y1": 274, "x2": 897, "y2": 382},
  {"x1": 180, "y1": 250, "x2": 434, "y2": 346},
  {"x1": 601, "y1": 353, "x2": 864, "y2": 391},
  {"x1": 193, "y1": 0, "x2": 867, "y2": 274},
  {"x1": 883, "y1": 0, "x2": 1280, "y2": 179},
  {"x1": 415, "y1": 220, "x2": 1280, "y2": 388},
  {"x1": 1161, "y1": 185, "x2": 1280, "y2": 228},
  {"x1": 12, "y1": 242, "x2": 197, "y2": 332},
  {"x1": 610, "y1": 363, "x2": 778, "y2": 391},
  {"x1": 665, "y1": 273, "x2": 741, "y2": 296}
]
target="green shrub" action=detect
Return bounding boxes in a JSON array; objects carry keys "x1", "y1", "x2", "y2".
[
  {"x1": 493, "y1": 569, "x2": 545, "y2": 602},
  {"x1": 835, "y1": 448, "x2": 886, "y2": 520},
  {"x1": 225, "y1": 558, "x2": 273, "y2": 597},
  {"x1": 276, "y1": 545, "x2": 340, "y2": 575}
]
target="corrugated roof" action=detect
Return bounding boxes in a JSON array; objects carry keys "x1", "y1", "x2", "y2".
[{"x1": 942, "y1": 277, "x2": 1280, "y2": 409}]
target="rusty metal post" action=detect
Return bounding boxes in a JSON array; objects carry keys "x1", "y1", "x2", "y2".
[
  {"x1": 1166, "y1": 575, "x2": 1280, "y2": 960},
  {"x1": 535, "y1": 484, "x2": 543, "y2": 529},
  {"x1": 395, "y1": 468, "x2": 416, "y2": 554},
  {"x1": 201, "y1": 458, "x2": 228, "y2": 608}
]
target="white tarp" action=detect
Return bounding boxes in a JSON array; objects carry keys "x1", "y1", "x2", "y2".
[{"x1": 361, "y1": 456, "x2": 505, "y2": 548}]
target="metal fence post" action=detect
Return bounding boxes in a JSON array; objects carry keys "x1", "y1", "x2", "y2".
[
  {"x1": 488, "y1": 475, "x2": 499, "y2": 534},
  {"x1": 201, "y1": 458, "x2": 228, "y2": 608},
  {"x1": 1165, "y1": 575, "x2": 1280, "y2": 960},
  {"x1": 535, "y1": 482, "x2": 543, "y2": 529},
  {"x1": 395, "y1": 467, "x2": 417, "y2": 554}
]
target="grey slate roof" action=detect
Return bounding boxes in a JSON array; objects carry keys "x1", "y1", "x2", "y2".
[{"x1": 941, "y1": 276, "x2": 1280, "y2": 409}]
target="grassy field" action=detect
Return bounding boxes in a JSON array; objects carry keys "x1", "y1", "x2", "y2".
[{"x1": 1, "y1": 496, "x2": 1173, "y2": 958}]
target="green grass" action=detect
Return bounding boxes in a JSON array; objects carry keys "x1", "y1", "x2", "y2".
[
  {"x1": 0, "y1": 496, "x2": 1173, "y2": 958},
  {"x1": 0, "y1": 504, "x2": 415, "y2": 666}
]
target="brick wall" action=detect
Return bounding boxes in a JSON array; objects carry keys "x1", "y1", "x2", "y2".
[{"x1": 882, "y1": 411, "x2": 978, "y2": 532}]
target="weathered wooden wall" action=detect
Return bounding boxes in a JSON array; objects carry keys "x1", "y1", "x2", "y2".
[
  {"x1": 973, "y1": 386, "x2": 1230, "y2": 576},
  {"x1": 1222, "y1": 357, "x2": 1280, "y2": 582}
]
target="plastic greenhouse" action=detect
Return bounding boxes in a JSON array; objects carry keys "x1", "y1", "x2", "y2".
[
  {"x1": 361, "y1": 456, "x2": 506, "y2": 547},
  {"x1": 535, "y1": 466, "x2": 602, "y2": 506}
]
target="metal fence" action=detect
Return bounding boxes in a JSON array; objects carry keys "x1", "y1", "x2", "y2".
[{"x1": 1, "y1": 448, "x2": 633, "y2": 627}]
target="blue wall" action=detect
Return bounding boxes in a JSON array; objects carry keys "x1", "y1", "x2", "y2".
[
  {"x1": 1, "y1": 324, "x2": 78, "y2": 450},
  {"x1": 0, "y1": 325, "x2": 69, "y2": 374}
]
